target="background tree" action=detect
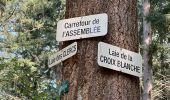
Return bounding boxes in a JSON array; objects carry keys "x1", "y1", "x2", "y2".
[
  {"x1": 143, "y1": 0, "x2": 152, "y2": 99},
  {"x1": 139, "y1": 0, "x2": 170, "y2": 99},
  {"x1": 0, "y1": 0, "x2": 65, "y2": 99},
  {"x1": 148, "y1": 0, "x2": 170, "y2": 99}
]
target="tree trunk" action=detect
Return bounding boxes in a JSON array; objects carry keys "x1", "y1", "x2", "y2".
[
  {"x1": 143, "y1": 0, "x2": 152, "y2": 100},
  {"x1": 62, "y1": 0, "x2": 140, "y2": 100}
]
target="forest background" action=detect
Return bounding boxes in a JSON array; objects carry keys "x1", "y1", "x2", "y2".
[{"x1": 0, "y1": 0, "x2": 169, "y2": 99}]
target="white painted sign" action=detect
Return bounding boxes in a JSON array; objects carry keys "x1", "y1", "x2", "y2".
[
  {"x1": 56, "y1": 13, "x2": 108, "y2": 41},
  {"x1": 48, "y1": 42, "x2": 77, "y2": 68},
  {"x1": 98, "y1": 42, "x2": 142, "y2": 77}
]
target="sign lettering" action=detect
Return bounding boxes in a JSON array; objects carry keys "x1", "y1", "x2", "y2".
[
  {"x1": 98, "y1": 42, "x2": 142, "y2": 77},
  {"x1": 56, "y1": 13, "x2": 108, "y2": 41},
  {"x1": 48, "y1": 42, "x2": 77, "y2": 68}
]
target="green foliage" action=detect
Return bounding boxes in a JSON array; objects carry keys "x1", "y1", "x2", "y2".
[
  {"x1": 138, "y1": 0, "x2": 170, "y2": 99},
  {"x1": 59, "y1": 80, "x2": 69, "y2": 96},
  {"x1": 0, "y1": 0, "x2": 65, "y2": 99},
  {"x1": 147, "y1": 0, "x2": 170, "y2": 99},
  {"x1": 147, "y1": 12, "x2": 166, "y2": 32}
]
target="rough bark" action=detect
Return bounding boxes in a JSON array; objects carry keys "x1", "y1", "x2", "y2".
[
  {"x1": 143, "y1": 0, "x2": 152, "y2": 100},
  {"x1": 62, "y1": 0, "x2": 140, "y2": 100}
]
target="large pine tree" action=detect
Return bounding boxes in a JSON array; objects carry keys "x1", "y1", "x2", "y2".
[{"x1": 61, "y1": 0, "x2": 140, "y2": 99}]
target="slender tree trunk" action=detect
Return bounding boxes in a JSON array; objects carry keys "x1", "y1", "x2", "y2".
[
  {"x1": 62, "y1": 0, "x2": 140, "y2": 100},
  {"x1": 143, "y1": 0, "x2": 152, "y2": 100}
]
